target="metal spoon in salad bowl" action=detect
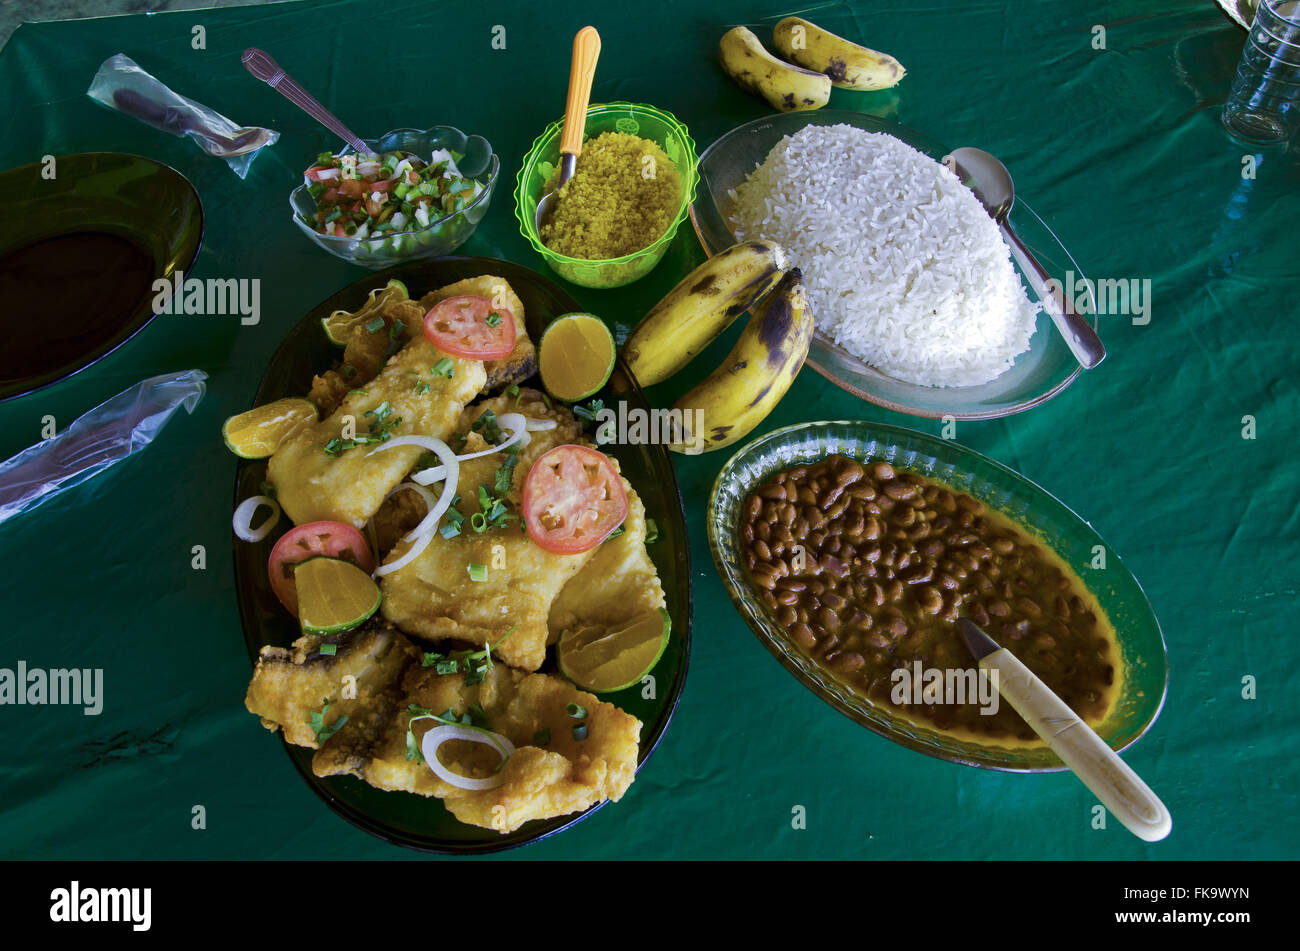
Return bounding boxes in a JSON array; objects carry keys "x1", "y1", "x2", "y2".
[
  {"x1": 943, "y1": 147, "x2": 1106, "y2": 370},
  {"x1": 533, "y1": 26, "x2": 601, "y2": 233}
]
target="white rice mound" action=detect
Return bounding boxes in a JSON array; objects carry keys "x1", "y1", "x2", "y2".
[{"x1": 728, "y1": 124, "x2": 1040, "y2": 388}]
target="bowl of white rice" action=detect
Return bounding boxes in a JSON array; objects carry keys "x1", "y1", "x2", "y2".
[{"x1": 689, "y1": 112, "x2": 1097, "y2": 419}]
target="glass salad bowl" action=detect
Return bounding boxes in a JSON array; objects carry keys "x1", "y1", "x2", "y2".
[
  {"x1": 290, "y1": 126, "x2": 499, "y2": 269},
  {"x1": 690, "y1": 111, "x2": 1099, "y2": 420}
]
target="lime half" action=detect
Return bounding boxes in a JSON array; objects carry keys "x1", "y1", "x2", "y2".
[
  {"x1": 222, "y1": 397, "x2": 317, "y2": 458},
  {"x1": 296, "y1": 556, "x2": 382, "y2": 635},
  {"x1": 539, "y1": 313, "x2": 617, "y2": 402},
  {"x1": 557, "y1": 608, "x2": 671, "y2": 693},
  {"x1": 321, "y1": 278, "x2": 409, "y2": 346}
]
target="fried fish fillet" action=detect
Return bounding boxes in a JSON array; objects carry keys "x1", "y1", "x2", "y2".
[
  {"x1": 379, "y1": 391, "x2": 602, "y2": 671},
  {"x1": 308, "y1": 300, "x2": 428, "y2": 416},
  {"x1": 318, "y1": 662, "x2": 640, "y2": 834},
  {"x1": 420, "y1": 276, "x2": 536, "y2": 392},
  {"x1": 547, "y1": 483, "x2": 668, "y2": 644},
  {"x1": 244, "y1": 620, "x2": 417, "y2": 748},
  {"x1": 268, "y1": 339, "x2": 486, "y2": 528},
  {"x1": 245, "y1": 623, "x2": 640, "y2": 833}
]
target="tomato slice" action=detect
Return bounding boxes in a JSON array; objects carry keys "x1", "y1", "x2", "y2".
[
  {"x1": 267, "y1": 520, "x2": 375, "y2": 615},
  {"x1": 423, "y1": 295, "x2": 517, "y2": 360},
  {"x1": 522, "y1": 445, "x2": 628, "y2": 554}
]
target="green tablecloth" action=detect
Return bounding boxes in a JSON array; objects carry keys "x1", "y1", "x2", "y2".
[{"x1": 0, "y1": 0, "x2": 1295, "y2": 860}]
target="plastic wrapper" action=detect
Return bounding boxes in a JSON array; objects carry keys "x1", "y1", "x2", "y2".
[
  {"x1": 0, "y1": 370, "x2": 208, "y2": 524},
  {"x1": 87, "y1": 53, "x2": 278, "y2": 178}
]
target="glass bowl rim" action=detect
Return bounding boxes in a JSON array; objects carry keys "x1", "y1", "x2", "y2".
[
  {"x1": 513, "y1": 101, "x2": 701, "y2": 266},
  {"x1": 706, "y1": 418, "x2": 1170, "y2": 773},
  {"x1": 289, "y1": 126, "x2": 500, "y2": 243},
  {"x1": 686, "y1": 110, "x2": 1099, "y2": 421}
]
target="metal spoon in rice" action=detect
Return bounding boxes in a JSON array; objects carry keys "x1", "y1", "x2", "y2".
[
  {"x1": 943, "y1": 147, "x2": 1106, "y2": 370},
  {"x1": 534, "y1": 26, "x2": 601, "y2": 233}
]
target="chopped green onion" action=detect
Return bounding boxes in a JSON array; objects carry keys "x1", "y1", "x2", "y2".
[
  {"x1": 566, "y1": 702, "x2": 588, "y2": 719},
  {"x1": 468, "y1": 563, "x2": 488, "y2": 582},
  {"x1": 645, "y1": 518, "x2": 659, "y2": 544},
  {"x1": 319, "y1": 643, "x2": 337, "y2": 656},
  {"x1": 533, "y1": 727, "x2": 550, "y2": 746},
  {"x1": 485, "y1": 311, "x2": 502, "y2": 328},
  {"x1": 365, "y1": 316, "x2": 385, "y2": 334},
  {"x1": 421, "y1": 652, "x2": 444, "y2": 667},
  {"x1": 432, "y1": 358, "x2": 454, "y2": 378},
  {"x1": 316, "y1": 151, "x2": 334, "y2": 165},
  {"x1": 572, "y1": 724, "x2": 588, "y2": 741}
]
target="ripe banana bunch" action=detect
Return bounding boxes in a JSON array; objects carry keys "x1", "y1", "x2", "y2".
[
  {"x1": 773, "y1": 17, "x2": 906, "y2": 91},
  {"x1": 666, "y1": 269, "x2": 815, "y2": 455},
  {"x1": 624, "y1": 240, "x2": 786, "y2": 387},
  {"x1": 718, "y1": 26, "x2": 830, "y2": 112}
]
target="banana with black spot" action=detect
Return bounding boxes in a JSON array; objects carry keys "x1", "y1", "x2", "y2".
[
  {"x1": 718, "y1": 25, "x2": 831, "y2": 112},
  {"x1": 772, "y1": 16, "x2": 905, "y2": 91},
  {"x1": 667, "y1": 269, "x2": 814, "y2": 455},
  {"x1": 623, "y1": 240, "x2": 787, "y2": 387}
]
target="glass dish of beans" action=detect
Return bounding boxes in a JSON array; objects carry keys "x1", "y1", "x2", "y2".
[{"x1": 707, "y1": 420, "x2": 1169, "y2": 771}]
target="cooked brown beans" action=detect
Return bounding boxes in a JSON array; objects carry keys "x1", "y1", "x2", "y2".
[{"x1": 740, "y1": 454, "x2": 1121, "y2": 744}]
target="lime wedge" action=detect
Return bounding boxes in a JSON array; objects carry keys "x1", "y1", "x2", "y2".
[
  {"x1": 557, "y1": 608, "x2": 671, "y2": 693},
  {"x1": 321, "y1": 278, "x2": 409, "y2": 346},
  {"x1": 295, "y1": 556, "x2": 382, "y2": 635},
  {"x1": 222, "y1": 397, "x2": 317, "y2": 459},
  {"x1": 539, "y1": 313, "x2": 616, "y2": 402}
]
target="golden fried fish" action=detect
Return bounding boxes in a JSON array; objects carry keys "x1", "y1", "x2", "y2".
[{"x1": 269, "y1": 340, "x2": 486, "y2": 528}]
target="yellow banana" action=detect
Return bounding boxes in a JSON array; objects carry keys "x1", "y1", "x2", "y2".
[
  {"x1": 667, "y1": 269, "x2": 814, "y2": 455},
  {"x1": 623, "y1": 240, "x2": 787, "y2": 387},
  {"x1": 772, "y1": 17, "x2": 906, "y2": 91},
  {"x1": 719, "y1": 25, "x2": 831, "y2": 112}
]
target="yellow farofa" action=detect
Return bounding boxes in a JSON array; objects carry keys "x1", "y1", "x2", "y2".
[{"x1": 540, "y1": 132, "x2": 681, "y2": 259}]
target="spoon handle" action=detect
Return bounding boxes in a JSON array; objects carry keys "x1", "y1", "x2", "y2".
[
  {"x1": 979, "y1": 645, "x2": 1171, "y2": 842},
  {"x1": 1001, "y1": 222, "x2": 1106, "y2": 369},
  {"x1": 560, "y1": 26, "x2": 601, "y2": 158},
  {"x1": 242, "y1": 48, "x2": 369, "y2": 154}
]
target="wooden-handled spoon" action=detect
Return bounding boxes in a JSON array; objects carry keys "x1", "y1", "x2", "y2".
[{"x1": 533, "y1": 26, "x2": 602, "y2": 232}]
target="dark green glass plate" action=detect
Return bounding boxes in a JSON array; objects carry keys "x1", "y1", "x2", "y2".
[
  {"x1": 0, "y1": 152, "x2": 203, "y2": 402},
  {"x1": 232, "y1": 256, "x2": 691, "y2": 853}
]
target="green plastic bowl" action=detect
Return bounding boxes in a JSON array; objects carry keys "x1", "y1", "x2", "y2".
[{"x1": 514, "y1": 102, "x2": 699, "y2": 289}]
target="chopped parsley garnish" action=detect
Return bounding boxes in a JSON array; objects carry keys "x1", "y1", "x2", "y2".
[
  {"x1": 421, "y1": 627, "x2": 517, "y2": 688},
  {"x1": 432, "y1": 357, "x2": 455, "y2": 378},
  {"x1": 573, "y1": 398, "x2": 604, "y2": 425},
  {"x1": 385, "y1": 319, "x2": 406, "y2": 356},
  {"x1": 470, "y1": 409, "x2": 502, "y2": 443},
  {"x1": 566, "y1": 702, "x2": 588, "y2": 719},
  {"x1": 308, "y1": 701, "x2": 347, "y2": 744},
  {"x1": 323, "y1": 404, "x2": 403, "y2": 456}
]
